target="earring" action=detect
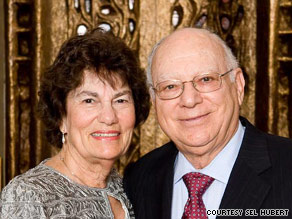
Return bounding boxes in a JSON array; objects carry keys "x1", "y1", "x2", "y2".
[{"x1": 62, "y1": 132, "x2": 65, "y2": 144}]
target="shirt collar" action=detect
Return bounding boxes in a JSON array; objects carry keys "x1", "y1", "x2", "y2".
[{"x1": 173, "y1": 121, "x2": 245, "y2": 185}]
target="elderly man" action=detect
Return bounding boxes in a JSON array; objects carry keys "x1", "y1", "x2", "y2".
[{"x1": 123, "y1": 28, "x2": 292, "y2": 219}]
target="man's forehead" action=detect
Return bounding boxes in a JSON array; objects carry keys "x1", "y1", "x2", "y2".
[
  {"x1": 155, "y1": 50, "x2": 216, "y2": 61},
  {"x1": 154, "y1": 35, "x2": 221, "y2": 61},
  {"x1": 160, "y1": 29, "x2": 210, "y2": 47},
  {"x1": 152, "y1": 49, "x2": 222, "y2": 72}
]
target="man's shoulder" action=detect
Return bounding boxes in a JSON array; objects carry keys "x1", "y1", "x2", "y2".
[
  {"x1": 242, "y1": 116, "x2": 292, "y2": 163},
  {"x1": 265, "y1": 132, "x2": 292, "y2": 155},
  {"x1": 140, "y1": 141, "x2": 177, "y2": 161},
  {"x1": 241, "y1": 116, "x2": 292, "y2": 146},
  {"x1": 243, "y1": 117, "x2": 292, "y2": 149},
  {"x1": 124, "y1": 141, "x2": 177, "y2": 176}
]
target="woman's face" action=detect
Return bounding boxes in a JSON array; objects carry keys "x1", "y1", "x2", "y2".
[{"x1": 61, "y1": 70, "x2": 135, "y2": 162}]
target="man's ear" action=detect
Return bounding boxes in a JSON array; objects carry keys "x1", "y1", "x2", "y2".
[
  {"x1": 149, "y1": 88, "x2": 156, "y2": 110},
  {"x1": 234, "y1": 68, "x2": 245, "y2": 106}
]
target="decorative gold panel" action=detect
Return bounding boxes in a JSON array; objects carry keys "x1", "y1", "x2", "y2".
[
  {"x1": 7, "y1": 0, "x2": 35, "y2": 181},
  {"x1": 272, "y1": 0, "x2": 292, "y2": 137},
  {"x1": 4, "y1": 0, "x2": 292, "y2": 185},
  {"x1": 0, "y1": 157, "x2": 2, "y2": 189},
  {"x1": 0, "y1": 0, "x2": 6, "y2": 189}
]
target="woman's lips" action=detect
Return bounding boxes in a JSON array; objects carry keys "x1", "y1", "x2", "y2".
[{"x1": 91, "y1": 131, "x2": 120, "y2": 140}]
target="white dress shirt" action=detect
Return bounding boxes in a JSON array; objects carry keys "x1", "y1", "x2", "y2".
[{"x1": 171, "y1": 122, "x2": 245, "y2": 219}]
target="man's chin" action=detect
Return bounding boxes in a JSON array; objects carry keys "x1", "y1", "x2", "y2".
[{"x1": 175, "y1": 136, "x2": 212, "y2": 150}]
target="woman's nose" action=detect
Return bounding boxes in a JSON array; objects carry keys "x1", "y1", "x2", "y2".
[{"x1": 98, "y1": 104, "x2": 118, "y2": 125}]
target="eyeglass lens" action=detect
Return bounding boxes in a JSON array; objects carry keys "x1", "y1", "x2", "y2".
[{"x1": 156, "y1": 73, "x2": 223, "y2": 100}]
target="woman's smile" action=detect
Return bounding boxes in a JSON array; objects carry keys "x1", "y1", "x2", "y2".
[{"x1": 91, "y1": 130, "x2": 121, "y2": 140}]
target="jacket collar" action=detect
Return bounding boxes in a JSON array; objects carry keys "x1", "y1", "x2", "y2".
[
  {"x1": 218, "y1": 117, "x2": 271, "y2": 211},
  {"x1": 161, "y1": 117, "x2": 272, "y2": 215}
]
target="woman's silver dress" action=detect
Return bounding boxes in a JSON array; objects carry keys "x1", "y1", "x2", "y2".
[{"x1": 0, "y1": 160, "x2": 135, "y2": 218}]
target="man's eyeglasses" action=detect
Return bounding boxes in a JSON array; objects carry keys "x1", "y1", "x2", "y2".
[{"x1": 151, "y1": 69, "x2": 233, "y2": 100}]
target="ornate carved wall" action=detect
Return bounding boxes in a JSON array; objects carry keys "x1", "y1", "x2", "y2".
[
  {"x1": 0, "y1": 0, "x2": 5, "y2": 190},
  {"x1": 2, "y1": 0, "x2": 292, "y2": 186},
  {"x1": 268, "y1": 0, "x2": 292, "y2": 137}
]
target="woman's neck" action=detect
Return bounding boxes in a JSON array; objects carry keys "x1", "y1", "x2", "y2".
[{"x1": 58, "y1": 145, "x2": 115, "y2": 188}]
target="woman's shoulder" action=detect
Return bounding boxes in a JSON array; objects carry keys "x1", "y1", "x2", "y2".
[
  {"x1": 0, "y1": 160, "x2": 57, "y2": 202},
  {"x1": 107, "y1": 169, "x2": 124, "y2": 192},
  {"x1": 0, "y1": 161, "x2": 58, "y2": 218},
  {"x1": 110, "y1": 168, "x2": 122, "y2": 179},
  {"x1": 108, "y1": 169, "x2": 135, "y2": 218}
]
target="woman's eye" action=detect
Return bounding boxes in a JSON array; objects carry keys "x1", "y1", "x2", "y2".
[
  {"x1": 83, "y1": 99, "x2": 94, "y2": 103},
  {"x1": 116, "y1": 99, "x2": 127, "y2": 104}
]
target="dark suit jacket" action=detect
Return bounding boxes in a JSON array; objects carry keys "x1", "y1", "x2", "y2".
[{"x1": 123, "y1": 117, "x2": 292, "y2": 218}]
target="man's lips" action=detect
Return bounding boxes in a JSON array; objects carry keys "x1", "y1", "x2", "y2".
[{"x1": 179, "y1": 113, "x2": 210, "y2": 121}]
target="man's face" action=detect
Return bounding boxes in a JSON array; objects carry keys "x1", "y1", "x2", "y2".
[{"x1": 151, "y1": 30, "x2": 245, "y2": 165}]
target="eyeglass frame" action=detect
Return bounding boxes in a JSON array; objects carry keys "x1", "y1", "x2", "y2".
[{"x1": 151, "y1": 69, "x2": 234, "y2": 100}]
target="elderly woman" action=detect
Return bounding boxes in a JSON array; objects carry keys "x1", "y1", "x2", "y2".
[{"x1": 0, "y1": 29, "x2": 150, "y2": 218}]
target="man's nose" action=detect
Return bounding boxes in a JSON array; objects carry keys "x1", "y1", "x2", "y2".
[
  {"x1": 179, "y1": 82, "x2": 203, "y2": 108},
  {"x1": 98, "y1": 103, "x2": 118, "y2": 125}
]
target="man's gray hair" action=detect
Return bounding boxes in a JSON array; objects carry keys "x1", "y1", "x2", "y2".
[{"x1": 146, "y1": 28, "x2": 239, "y2": 97}]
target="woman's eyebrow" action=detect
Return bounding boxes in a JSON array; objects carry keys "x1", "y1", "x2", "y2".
[
  {"x1": 75, "y1": 90, "x2": 132, "y2": 98},
  {"x1": 113, "y1": 90, "x2": 132, "y2": 99},
  {"x1": 75, "y1": 91, "x2": 98, "y2": 97}
]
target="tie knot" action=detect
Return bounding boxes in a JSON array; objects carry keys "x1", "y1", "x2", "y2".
[{"x1": 182, "y1": 172, "x2": 214, "y2": 197}]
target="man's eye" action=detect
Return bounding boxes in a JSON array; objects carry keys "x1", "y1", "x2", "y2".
[
  {"x1": 201, "y1": 76, "x2": 212, "y2": 82},
  {"x1": 165, "y1": 84, "x2": 176, "y2": 90},
  {"x1": 162, "y1": 84, "x2": 179, "y2": 91}
]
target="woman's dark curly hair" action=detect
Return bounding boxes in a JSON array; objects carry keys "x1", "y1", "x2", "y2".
[{"x1": 37, "y1": 28, "x2": 150, "y2": 148}]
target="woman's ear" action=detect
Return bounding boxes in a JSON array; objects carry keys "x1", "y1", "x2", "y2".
[{"x1": 59, "y1": 117, "x2": 67, "y2": 134}]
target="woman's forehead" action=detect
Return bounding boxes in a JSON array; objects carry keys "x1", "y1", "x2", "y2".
[{"x1": 81, "y1": 69, "x2": 128, "y2": 89}]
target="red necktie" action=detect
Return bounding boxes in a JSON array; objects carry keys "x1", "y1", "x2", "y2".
[{"x1": 182, "y1": 172, "x2": 214, "y2": 219}]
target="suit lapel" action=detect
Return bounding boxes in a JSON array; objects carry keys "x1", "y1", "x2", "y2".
[
  {"x1": 156, "y1": 142, "x2": 178, "y2": 219},
  {"x1": 219, "y1": 117, "x2": 271, "y2": 212}
]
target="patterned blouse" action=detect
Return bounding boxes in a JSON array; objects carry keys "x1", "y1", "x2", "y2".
[{"x1": 0, "y1": 160, "x2": 135, "y2": 219}]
